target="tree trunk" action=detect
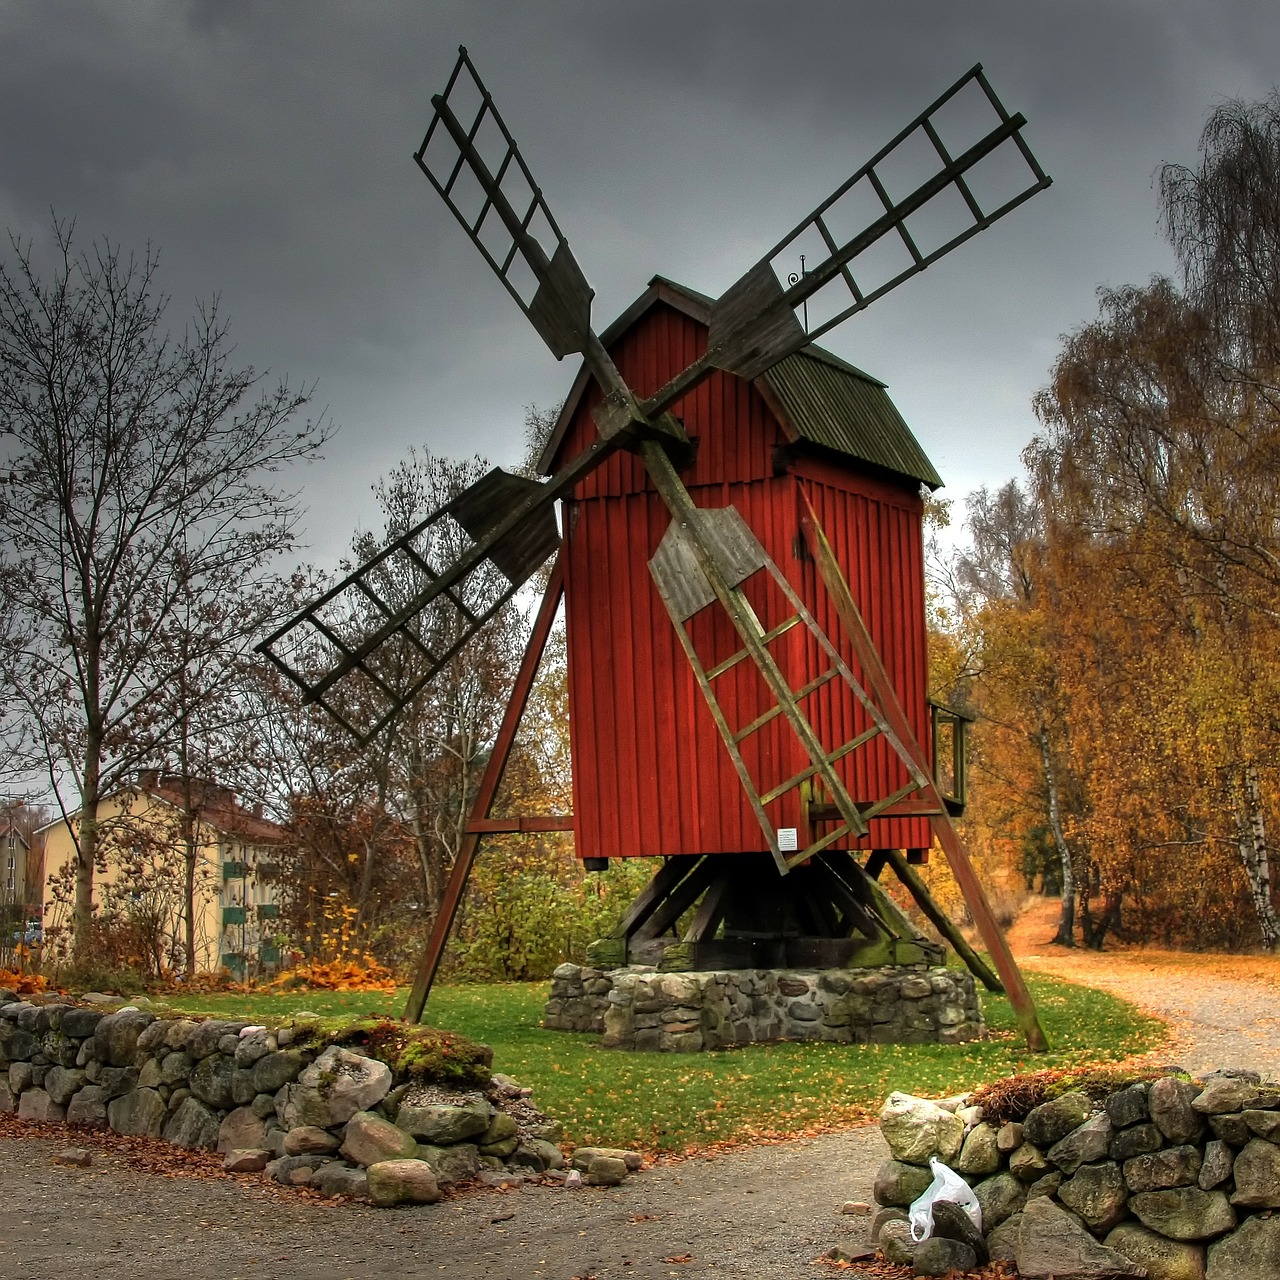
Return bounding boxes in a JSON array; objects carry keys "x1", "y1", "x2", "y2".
[
  {"x1": 182, "y1": 809, "x2": 198, "y2": 976},
  {"x1": 1232, "y1": 764, "x2": 1280, "y2": 951},
  {"x1": 73, "y1": 725, "x2": 104, "y2": 960},
  {"x1": 1038, "y1": 721, "x2": 1076, "y2": 947}
]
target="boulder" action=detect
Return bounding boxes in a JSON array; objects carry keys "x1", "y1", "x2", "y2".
[
  {"x1": 1150, "y1": 1079, "x2": 1205, "y2": 1145},
  {"x1": 284, "y1": 1125, "x2": 341, "y2": 1156},
  {"x1": 1229, "y1": 1137, "x2": 1280, "y2": 1208},
  {"x1": 930, "y1": 1199, "x2": 988, "y2": 1265},
  {"x1": 1198, "y1": 1140, "x2": 1233, "y2": 1191},
  {"x1": 912, "y1": 1237, "x2": 976, "y2": 1276},
  {"x1": 17, "y1": 1088, "x2": 65, "y2": 1124},
  {"x1": 294, "y1": 1046, "x2": 392, "y2": 1127},
  {"x1": 1024, "y1": 1092, "x2": 1094, "y2": 1148},
  {"x1": 509, "y1": 1139, "x2": 563, "y2": 1173},
  {"x1": 9, "y1": 1062, "x2": 34, "y2": 1094},
  {"x1": 186, "y1": 1020, "x2": 239, "y2": 1060},
  {"x1": 478, "y1": 1112, "x2": 518, "y2": 1146},
  {"x1": 107, "y1": 1087, "x2": 166, "y2": 1138},
  {"x1": 1105, "y1": 1222, "x2": 1206, "y2": 1280},
  {"x1": 160, "y1": 1052, "x2": 193, "y2": 1086},
  {"x1": 222, "y1": 1148, "x2": 271, "y2": 1173},
  {"x1": 878, "y1": 1091, "x2": 965, "y2": 1164},
  {"x1": 1129, "y1": 1188, "x2": 1235, "y2": 1240},
  {"x1": 93, "y1": 1009, "x2": 155, "y2": 1067},
  {"x1": 876, "y1": 1219, "x2": 915, "y2": 1266},
  {"x1": 162, "y1": 1098, "x2": 220, "y2": 1150},
  {"x1": 340, "y1": 1110, "x2": 418, "y2": 1168},
  {"x1": 1107, "y1": 1083, "x2": 1151, "y2": 1129},
  {"x1": 997, "y1": 1121, "x2": 1025, "y2": 1153},
  {"x1": 366, "y1": 1158, "x2": 441, "y2": 1206},
  {"x1": 189, "y1": 1054, "x2": 236, "y2": 1111},
  {"x1": 314, "y1": 1162, "x2": 370, "y2": 1198},
  {"x1": 216, "y1": 1106, "x2": 266, "y2": 1154},
  {"x1": 1058, "y1": 1160, "x2": 1128, "y2": 1233},
  {"x1": 568, "y1": 1146, "x2": 643, "y2": 1171},
  {"x1": 0, "y1": 1080, "x2": 17, "y2": 1114},
  {"x1": 96, "y1": 1066, "x2": 139, "y2": 1099},
  {"x1": 1207, "y1": 1112, "x2": 1250, "y2": 1146},
  {"x1": 1016, "y1": 1195, "x2": 1146, "y2": 1279},
  {"x1": 44, "y1": 1066, "x2": 86, "y2": 1107},
  {"x1": 1242, "y1": 1109, "x2": 1280, "y2": 1142},
  {"x1": 956, "y1": 1121, "x2": 1001, "y2": 1175},
  {"x1": 394, "y1": 1096, "x2": 490, "y2": 1145},
  {"x1": 1124, "y1": 1146, "x2": 1202, "y2": 1193},
  {"x1": 418, "y1": 1141, "x2": 481, "y2": 1184},
  {"x1": 1010, "y1": 1142, "x2": 1051, "y2": 1182},
  {"x1": 65, "y1": 1084, "x2": 109, "y2": 1129},
  {"x1": 59, "y1": 1008, "x2": 104, "y2": 1039},
  {"x1": 973, "y1": 1171, "x2": 1027, "y2": 1231},
  {"x1": 585, "y1": 1155, "x2": 628, "y2": 1186},
  {"x1": 873, "y1": 1162, "x2": 936, "y2": 1208},
  {"x1": 1192, "y1": 1078, "x2": 1259, "y2": 1115},
  {"x1": 1112, "y1": 1123, "x2": 1165, "y2": 1161},
  {"x1": 251, "y1": 1049, "x2": 306, "y2": 1096},
  {"x1": 1050, "y1": 1114, "x2": 1115, "y2": 1174},
  {"x1": 1206, "y1": 1212, "x2": 1280, "y2": 1279},
  {"x1": 986, "y1": 1212, "x2": 1022, "y2": 1263}
]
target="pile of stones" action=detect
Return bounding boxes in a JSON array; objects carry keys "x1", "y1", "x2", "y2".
[
  {"x1": 545, "y1": 962, "x2": 983, "y2": 1051},
  {"x1": 0, "y1": 989, "x2": 643, "y2": 1206},
  {"x1": 870, "y1": 1069, "x2": 1280, "y2": 1279}
]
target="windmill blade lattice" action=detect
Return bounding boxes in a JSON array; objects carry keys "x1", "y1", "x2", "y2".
[
  {"x1": 415, "y1": 46, "x2": 594, "y2": 361},
  {"x1": 257, "y1": 467, "x2": 558, "y2": 743}
]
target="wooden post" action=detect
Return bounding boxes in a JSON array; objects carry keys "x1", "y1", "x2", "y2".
[
  {"x1": 798, "y1": 493, "x2": 1049, "y2": 1052},
  {"x1": 403, "y1": 556, "x2": 566, "y2": 1024},
  {"x1": 883, "y1": 849, "x2": 1002, "y2": 992}
]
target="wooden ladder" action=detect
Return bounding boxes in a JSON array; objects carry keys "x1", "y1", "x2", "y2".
[{"x1": 647, "y1": 502, "x2": 931, "y2": 875}]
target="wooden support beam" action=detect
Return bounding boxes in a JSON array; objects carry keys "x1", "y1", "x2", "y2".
[
  {"x1": 610, "y1": 856, "x2": 702, "y2": 941},
  {"x1": 684, "y1": 868, "x2": 732, "y2": 943},
  {"x1": 465, "y1": 815, "x2": 575, "y2": 833},
  {"x1": 800, "y1": 493, "x2": 1049, "y2": 1052},
  {"x1": 882, "y1": 849, "x2": 1002, "y2": 992},
  {"x1": 633, "y1": 856, "x2": 719, "y2": 941},
  {"x1": 403, "y1": 557, "x2": 566, "y2": 1024}
]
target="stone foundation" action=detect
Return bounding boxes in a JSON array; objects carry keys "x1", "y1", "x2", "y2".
[{"x1": 544, "y1": 963, "x2": 983, "y2": 1052}]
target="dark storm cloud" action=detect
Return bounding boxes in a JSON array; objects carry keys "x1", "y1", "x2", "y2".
[{"x1": 3, "y1": 1, "x2": 1279, "y2": 562}]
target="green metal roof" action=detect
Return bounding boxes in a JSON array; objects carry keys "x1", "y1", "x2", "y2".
[
  {"x1": 760, "y1": 345, "x2": 943, "y2": 490},
  {"x1": 538, "y1": 276, "x2": 943, "y2": 489}
]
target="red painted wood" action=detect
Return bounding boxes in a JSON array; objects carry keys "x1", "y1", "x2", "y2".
[{"x1": 552, "y1": 301, "x2": 933, "y2": 860}]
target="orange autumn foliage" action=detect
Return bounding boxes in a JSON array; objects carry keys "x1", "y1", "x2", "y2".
[
  {"x1": 0, "y1": 969, "x2": 48, "y2": 996},
  {"x1": 268, "y1": 955, "x2": 397, "y2": 992}
]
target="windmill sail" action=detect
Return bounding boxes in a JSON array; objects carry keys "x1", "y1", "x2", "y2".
[{"x1": 415, "y1": 46, "x2": 594, "y2": 360}]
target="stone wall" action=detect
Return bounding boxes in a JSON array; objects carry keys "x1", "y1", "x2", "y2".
[
  {"x1": 544, "y1": 963, "x2": 982, "y2": 1052},
  {"x1": 871, "y1": 1071, "x2": 1280, "y2": 1279},
  {"x1": 0, "y1": 990, "x2": 576, "y2": 1206}
]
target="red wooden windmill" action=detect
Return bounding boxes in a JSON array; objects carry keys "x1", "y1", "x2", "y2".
[{"x1": 259, "y1": 48, "x2": 1052, "y2": 1048}]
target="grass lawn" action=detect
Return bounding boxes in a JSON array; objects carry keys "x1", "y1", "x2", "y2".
[{"x1": 160, "y1": 974, "x2": 1164, "y2": 1155}]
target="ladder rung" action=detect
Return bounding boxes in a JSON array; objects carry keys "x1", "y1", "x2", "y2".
[
  {"x1": 784, "y1": 824, "x2": 852, "y2": 869},
  {"x1": 858, "y1": 779, "x2": 923, "y2": 822},
  {"x1": 758, "y1": 723, "x2": 884, "y2": 807},
  {"x1": 732, "y1": 669, "x2": 840, "y2": 743},
  {"x1": 706, "y1": 615, "x2": 803, "y2": 680}
]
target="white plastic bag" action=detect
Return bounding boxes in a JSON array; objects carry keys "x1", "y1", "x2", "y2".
[{"x1": 907, "y1": 1156, "x2": 983, "y2": 1242}]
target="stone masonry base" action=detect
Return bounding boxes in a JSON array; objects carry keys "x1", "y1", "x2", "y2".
[{"x1": 543, "y1": 963, "x2": 983, "y2": 1052}]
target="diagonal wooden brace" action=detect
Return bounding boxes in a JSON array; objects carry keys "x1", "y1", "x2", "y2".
[
  {"x1": 798, "y1": 492, "x2": 1048, "y2": 1052},
  {"x1": 403, "y1": 555, "x2": 567, "y2": 1023}
]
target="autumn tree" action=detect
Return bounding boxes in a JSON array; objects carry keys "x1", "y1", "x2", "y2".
[{"x1": 0, "y1": 220, "x2": 329, "y2": 957}]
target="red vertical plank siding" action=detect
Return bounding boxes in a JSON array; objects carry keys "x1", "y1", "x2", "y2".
[{"x1": 556, "y1": 301, "x2": 931, "y2": 859}]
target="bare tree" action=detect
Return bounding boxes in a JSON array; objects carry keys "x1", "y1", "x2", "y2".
[{"x1": 0, "y1": 220, "x2": 330, "y2": 956}]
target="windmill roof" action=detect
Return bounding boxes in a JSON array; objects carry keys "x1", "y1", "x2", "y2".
[{"x1": 538, "y1": 276, "x2": 942, "y2": 489}]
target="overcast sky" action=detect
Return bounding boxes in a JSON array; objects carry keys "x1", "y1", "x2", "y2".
[{"x1": 4, "y1": 1, "x2": 1279, "y2": 568}]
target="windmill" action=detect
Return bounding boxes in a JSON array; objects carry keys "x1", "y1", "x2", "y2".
[{"x1": 258, "y1": 48, "x2": 1052, "y2": 1049}]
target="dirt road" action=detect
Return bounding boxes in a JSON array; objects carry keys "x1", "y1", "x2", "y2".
[
  {"x1": 1007, "y1": 897, "x2": 1280, "y2": 1079},
  {"x1": 1, "y1": 1123, "x2": 888, "y2": 1280}
]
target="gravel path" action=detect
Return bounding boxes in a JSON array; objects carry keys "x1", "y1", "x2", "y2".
[
  {"x1": 1, "y1": 1123, "x2": 889, "y2": 1280},
  {"x1": 1009, "y1": 897, "x2": 1280, "y2": 1078}
]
